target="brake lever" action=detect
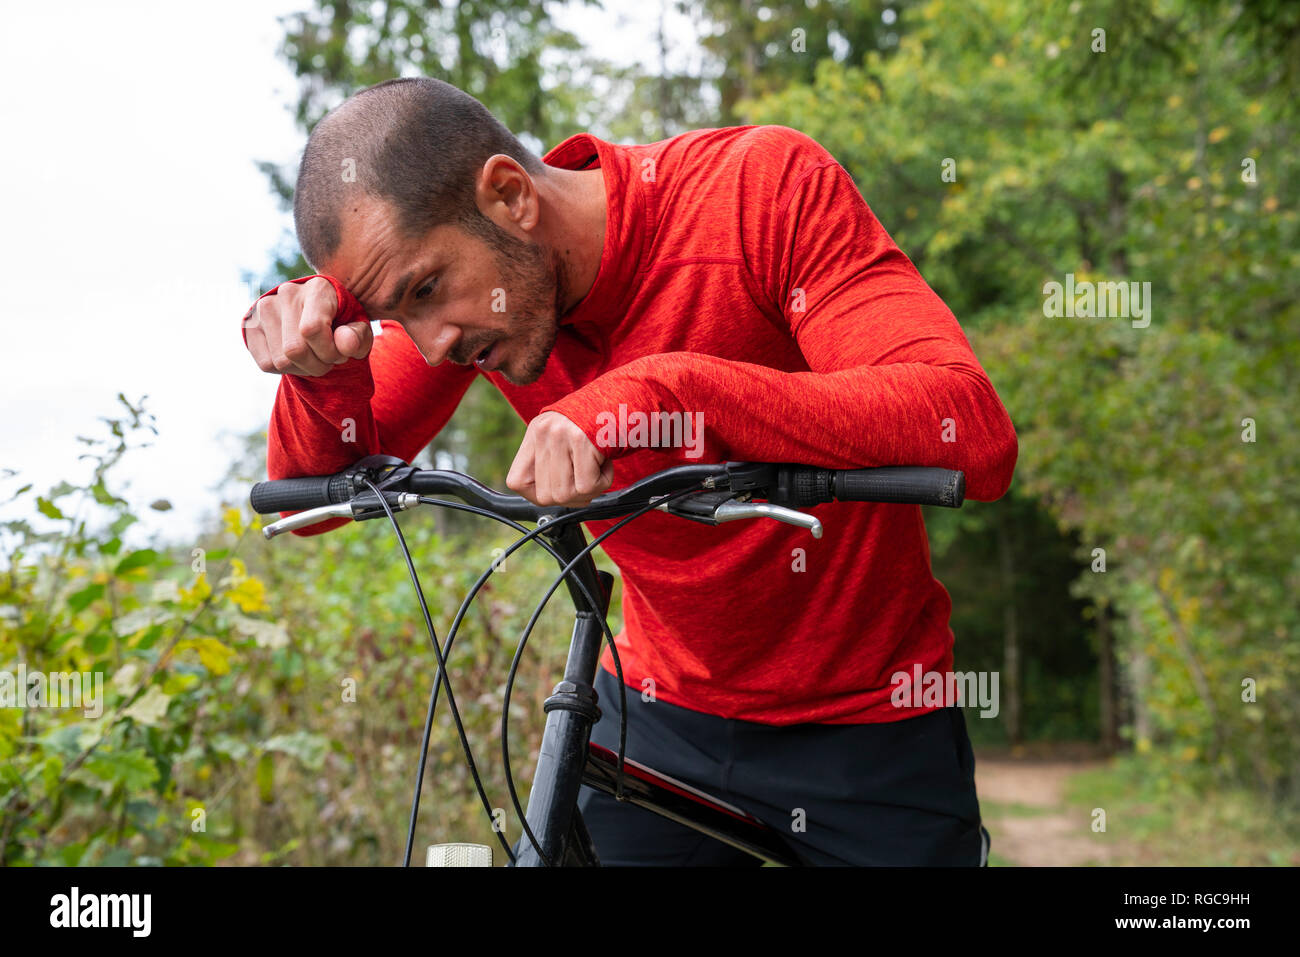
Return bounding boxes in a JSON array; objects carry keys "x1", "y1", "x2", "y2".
[
  {"x1": 658, "y1": 492, "x2": 823, "y2": 539},
  {"x1": 262, "y1": 492, "x2": 422, "y2": 539},
  {"x1": 715, "y1": 500, "x2": 823, "y2": 539}
]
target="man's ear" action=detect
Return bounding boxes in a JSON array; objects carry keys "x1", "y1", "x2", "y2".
[{"x1": 476, "y1": 154, "x2": 539, "y2": 234}]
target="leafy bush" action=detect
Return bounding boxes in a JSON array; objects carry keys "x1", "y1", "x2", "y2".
[{"x1": 2, "y1": 397, "x2": 613, "y2": 865}]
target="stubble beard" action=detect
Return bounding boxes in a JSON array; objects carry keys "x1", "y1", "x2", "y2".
[{"x1": 491, "y1": 235, "x2": 567, "y2": 387}]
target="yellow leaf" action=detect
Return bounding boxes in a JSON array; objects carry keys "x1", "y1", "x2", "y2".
[
  {"x1": 1207, "y1": 126, "x2": 1229, "y2": 144},
  {"x1": 177, "y1": 636, "x2": 236, "y2": 676},
  {"x1": 228, "y1": 577, "x2": 268, "y2": 614},
  {"x1": 180, "y1": 574, "x2": 212, "y2": 607}
]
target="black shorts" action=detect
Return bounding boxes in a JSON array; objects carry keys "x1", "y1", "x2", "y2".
[{"x1": 577, "y1": 667, "x2": 990, "y2": 866}]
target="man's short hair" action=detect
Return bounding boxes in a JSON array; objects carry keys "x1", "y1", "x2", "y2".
[{"x1": 293, "y1": 76, "x2": 545, "y2": 269}]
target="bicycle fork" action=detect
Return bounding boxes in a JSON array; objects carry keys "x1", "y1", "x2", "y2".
[{"x1": 511, "y1": 521, "x2": 612, "y2": 866}]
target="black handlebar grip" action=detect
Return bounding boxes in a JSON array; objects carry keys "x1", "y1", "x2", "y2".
[
  {"x1": 249, "y1": 473, "x2": 353, "y2": 513},
  {"x1": 833, "y1": 467, "x2": 965, "y2": 508}
]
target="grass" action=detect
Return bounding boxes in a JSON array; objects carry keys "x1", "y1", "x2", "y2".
[
  {"x1": 1061, "y1": 755, "x2": 1300, "y2": 866},
  {"x1": 979, "y1": 798, "x2": 1056, "y2": 819}
]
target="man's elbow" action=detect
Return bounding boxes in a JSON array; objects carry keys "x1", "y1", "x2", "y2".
[{"x1": 966, "y1": 413, "x2": 1018, "y2": 502}]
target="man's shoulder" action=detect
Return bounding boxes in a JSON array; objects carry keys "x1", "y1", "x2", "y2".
[
  {"x1": 635, "y1": 125, "x2": 839, "y2": 223},
  {"x1": 650, "y1": 124, "x2": 834, "y2": 169}
]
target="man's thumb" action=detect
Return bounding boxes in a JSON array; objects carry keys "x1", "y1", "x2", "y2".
[{"x1": 335, "y1": 321, "x2": 373, "y2": 358}]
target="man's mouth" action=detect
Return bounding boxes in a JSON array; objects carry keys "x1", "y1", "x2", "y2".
[{"x1": 474, "y1": 339, "x2": 504, "y2": 372}]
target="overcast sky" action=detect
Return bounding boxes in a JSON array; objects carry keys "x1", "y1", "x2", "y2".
[{"x1": 0, "y1": 0, "x2": 699, "y2": 547}]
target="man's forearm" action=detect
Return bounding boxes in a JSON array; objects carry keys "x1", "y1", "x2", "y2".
[{"x1": 541, "y1": 351, "x2": 1018, "y2": 502}]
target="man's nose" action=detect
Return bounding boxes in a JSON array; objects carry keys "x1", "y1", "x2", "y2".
[{"x1": 418, "y1": 324, "x2": 461, "y2": 367}]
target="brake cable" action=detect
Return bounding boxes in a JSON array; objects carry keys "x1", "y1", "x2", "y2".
[
  {"x1": 371, "y1": 484, "x2": 643, "y2": 867},
  {"x1": 368, "y1": 473, "x2": 706, "y2": 867},
  {"x1": 403, "y1": 496, "x2": 627, "y2": 867},
  {"x1": 422, "y1": 495, "x2": 659, "y2": 867},
  {"x1": 362, "y1": 478, "x2": 516, "y2": 865},
  {"x1": 500, "y1": 485, "x2": 708, "y2": 865}
]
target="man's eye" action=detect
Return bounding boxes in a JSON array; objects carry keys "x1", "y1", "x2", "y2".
[{"x1": 414, "y1": 279, "x2": 438, "y2": 300}]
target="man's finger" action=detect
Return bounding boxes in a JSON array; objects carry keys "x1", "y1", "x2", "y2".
[
  {"x1": 301, "y1": 307, "x2": 345, "y2": 365},
  {"x1": 280, "y1": 325, "x2": 334, "y2": 376},
  {"x1": 570, "y1": 448, "x2": 613, "y2": 504},
  {"x1": 535, "y1": 434, "x2": 562, "y2": 506},
  {"x1": 334, "y1": 321, "x2": 374, "y2": 360},
  {"x1": 506, "y1": 430, "x2": 537, "y2": 499},
  {"x1": 246, "y1": 325, "x2": 276, "y2": 374}
]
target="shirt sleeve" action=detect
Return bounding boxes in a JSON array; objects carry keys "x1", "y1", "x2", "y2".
[
  {"x1": 538, "y1": 154, "x2": 1017, "y2": 502},
  {"x1": 246, "y1": 275, "x2": 478, "y2": 532}
]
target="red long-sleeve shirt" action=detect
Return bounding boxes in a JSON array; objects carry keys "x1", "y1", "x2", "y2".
[{"x1": 253, "y1": 125, "x2": 1017, "y2": 725}]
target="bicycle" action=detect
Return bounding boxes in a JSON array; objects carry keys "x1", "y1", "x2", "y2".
[{"x1": 249, "y1": 455, "x2": 966, "y2": 866}]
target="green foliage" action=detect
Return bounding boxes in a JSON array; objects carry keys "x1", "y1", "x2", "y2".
[
  {"x1": 1065, "y1": 754, "x2": 1300, "y2": 864},
  {"x1": 751, "y1": 0, "x2": 1300, "y2": 800},
  {"x1": 686, "y1": 0, "x2": 910, "y2": 124},
  {"x1": 2, "y1": 400, "x2": 612, "y2": 864}
]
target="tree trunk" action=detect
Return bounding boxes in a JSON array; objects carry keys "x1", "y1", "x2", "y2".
[
  {"x1": 1126, "y1": 608, "x2": 1152, "y2": 748},
  {"x1": 996, "y1": 513, "x2": 1021, "y2": 745},
  {"x1": 1097, "y1": 600, "x2": 1119, "y2": 755}
]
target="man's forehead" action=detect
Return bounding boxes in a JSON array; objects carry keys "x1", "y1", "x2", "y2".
[
  {"x1": 321, "y1": 199, "x2": 409, "y2": 298},
  {"x1": 324, "y1": 206, "x2": 459, "y2": 313},
  {"x1": 329, "y1": 197, "x2": 398, "y2": 261}
]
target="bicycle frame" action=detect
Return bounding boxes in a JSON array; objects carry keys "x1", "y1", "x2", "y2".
[{"x1": 514, "y1": 520, "x2": 802, "y2": 866}]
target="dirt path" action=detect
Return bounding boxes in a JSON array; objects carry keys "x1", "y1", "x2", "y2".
[{"x1": 975, "y1": 748, "x2": 1115, "y2": 867}]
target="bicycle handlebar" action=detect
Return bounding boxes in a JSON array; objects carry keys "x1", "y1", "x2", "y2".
[
  {"x1": 248, "y1": 472, "x2": 354, "y2": 514},
  {"x1": 249, "y1": 456, "x2": 965, "y2": 539}
]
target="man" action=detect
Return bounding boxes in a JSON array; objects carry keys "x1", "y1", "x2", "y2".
[{"x1": 241, "y1": 76, "x2": 1017, "y2": 865}]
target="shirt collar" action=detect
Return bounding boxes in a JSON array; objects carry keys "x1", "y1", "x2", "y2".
[{"x1": 543, "y1": 132, "x2": 648, "y2": 338}]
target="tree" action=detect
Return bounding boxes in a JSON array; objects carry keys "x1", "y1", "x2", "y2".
[{"x1": 751, "y1": 0, "x2": 1300, "y2": 796}]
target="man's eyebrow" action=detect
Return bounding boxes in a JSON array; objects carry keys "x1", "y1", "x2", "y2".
[{"x1": 381, "y1": 270, "x2": 416, "y2": 313}]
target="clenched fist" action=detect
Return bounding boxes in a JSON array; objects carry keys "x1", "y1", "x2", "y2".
[
  {"x1": 507, "y1": 411, "x2": 614, "y2": 507},
  {"x1": 243, "y1": 276, "x2": 373, "y2": 376}
]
